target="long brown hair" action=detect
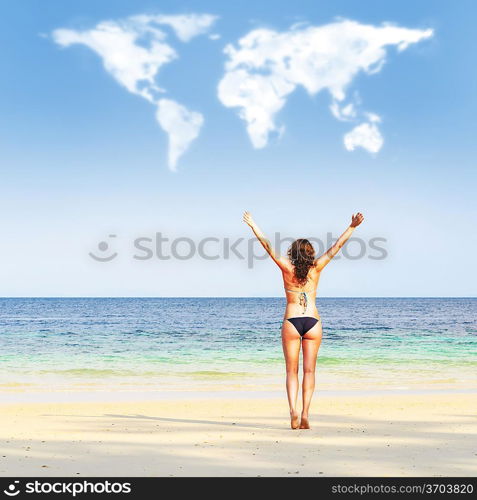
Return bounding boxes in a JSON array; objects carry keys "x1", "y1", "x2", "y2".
[{"x1": 287, "y1": 239, "x2": 315, "y2": 286}]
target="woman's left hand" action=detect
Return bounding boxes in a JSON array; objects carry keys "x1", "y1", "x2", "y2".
[{"x1": 350, "y1": 212, "x2": 364, "y2": 227}]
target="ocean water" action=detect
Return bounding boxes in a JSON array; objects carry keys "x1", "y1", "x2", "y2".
[{"x1": 0, "y1": 298, "x2": 475, "y2": 393}]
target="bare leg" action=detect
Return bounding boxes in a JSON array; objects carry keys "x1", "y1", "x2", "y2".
[
  {"x1": 281, "y1": 320, "x2": 301, "y2": 429},
  {"x1": 300, "y1": 321, "x2": 322, "y2": 429}
]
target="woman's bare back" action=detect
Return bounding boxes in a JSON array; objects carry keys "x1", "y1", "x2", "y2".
[{"x1": 281, "y1": 261, "x2": 321, "y2": 319}]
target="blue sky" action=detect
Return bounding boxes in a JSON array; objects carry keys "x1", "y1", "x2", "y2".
[{"x1": 0, "y1": 0, "x2": 475, "y2": 296}]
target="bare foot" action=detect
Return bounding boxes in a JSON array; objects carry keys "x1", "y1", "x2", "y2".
[
  {"x1": 299, "y1": 416, "x2": 310, "y2": 429},
  {"x1": 290, "y1": 411, "x2": 299, "y2": 429}
]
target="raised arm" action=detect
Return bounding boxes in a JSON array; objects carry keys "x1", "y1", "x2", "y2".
[
  {"x1": 315, "y1": 212, "x2": 365, "y2": 271},
  {"x1": 243, "y1": 211, "x2": 288, "y2": 270}
]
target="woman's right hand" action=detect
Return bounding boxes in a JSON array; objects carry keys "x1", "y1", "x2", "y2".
[
  {"x1": 243, "y1": 211, "x2": 256, "y2": 228},
  {"x1": 350, "y1": 212, "x2": 364, "y2": 227}
]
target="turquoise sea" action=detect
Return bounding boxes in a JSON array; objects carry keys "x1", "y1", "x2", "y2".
[{"x1": 0, "y1": 298, "x2": 475, "y2": 393}]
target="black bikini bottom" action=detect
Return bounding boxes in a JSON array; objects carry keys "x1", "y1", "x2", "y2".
[{"x1": 286, "y1": 317, "x2": 320, "y2": 336}]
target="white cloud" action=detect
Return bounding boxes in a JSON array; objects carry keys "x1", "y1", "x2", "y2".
[
  {"x1": 365, "y1": 112, "x2": 381, "y2": 123},
  {"x1": 52, "y1": 20, "x2": 175, "y2": 103},
  {"x1": 344, "y1": 121, "x2": 384, "y2": 153},
  {"x1": 218, "y1": 68, "x2": 294, "y2": 148},
  {"x1": 52, "y1": 13, "x2": 216, "y2": 169},
  {"x1": 156, "y1": 99, "x2": 204, "y2": 171},
  {"x1": 130, "y1": 13, "x2": 218, "y2": 42},
  {"x1": 330, "y1": 101, "x2": 357, "y2": 121},
  {"x1": 218, "y1": 19, "x2": 432, "y2": 151}
]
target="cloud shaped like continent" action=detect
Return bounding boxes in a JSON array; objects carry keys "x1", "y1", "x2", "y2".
[
  {"x1": 344, "y1": 122, "x2": 384, "y2": 153},
  {"x1": 133, "y1": 14, "x2": 218, "y2": 42},
  {"x1": 156, "y1": 99, "x2": 204, "y2": 171},
  {"x1": 218, "y1": 20, "x2": 433, "y2": 150},
  {"x1": 52, "y1": 14, "x2": 217, "y2": 170}
]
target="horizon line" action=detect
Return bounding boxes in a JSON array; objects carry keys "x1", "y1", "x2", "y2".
[{"x1": 0, "y1": 296, "x2": 475, "y2": 300}]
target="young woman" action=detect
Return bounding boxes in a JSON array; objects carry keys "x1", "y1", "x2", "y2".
[{"x1": 243, "y1": 211, "x2": 364, "y2": 429}]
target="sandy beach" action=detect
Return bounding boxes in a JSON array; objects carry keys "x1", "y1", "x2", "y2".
[{"x1": 0, "y1": 391, "x2": 475, "y2": 477}]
